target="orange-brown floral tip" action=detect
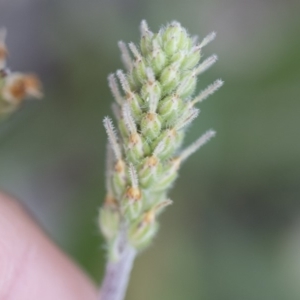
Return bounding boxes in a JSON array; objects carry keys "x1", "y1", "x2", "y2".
[
  {"x1": 105, "y1": 194, "x2": 119, "y2": 209},
  {"x1": 1, "y1": 73, "x2": 42, "y2": 104},
  {"x1": 146, "y1": 156, "x2": 158, "y2": 167},
  {"x1": 0, "y1": 28, "x2": 7, "y2": 69},
  {"x1": 22, "y1": 74, "x2": 43, "y2": 98},
  {"x1": 143, "y1": 211, "x2": 155, "y2": 224},
  {"x1": 126, "y1": 187, "x2": 142, "y2": 201},
  {"x1": 115, "y1": 159, "x2": 126, "y2": 173},
  {"x1": 0, "y1": 46, "x2": 8, "y2": 69}
]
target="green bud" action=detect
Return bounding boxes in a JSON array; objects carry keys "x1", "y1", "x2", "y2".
[
  {"x1": 178, "y1": 28, "x2": 191, "y2": 51},
  {"x1": 99, "y1": 205, "x2": 120, "y2": 241},
  {"x1": 125, "y1": 133, "x2": 150, "y2": 164},
  {"x1": 124, "y1": 200, "x2": 142, "y2": 220},
  {"x1": 163, "y1": 38, "x2": 178, "y2": 56},
  {"x1": 181, "y1": 49, "x2": 201, "y2": 70},
  {"x1": 140, "y1": 80, "x2": 161, "y2": 108},
  {"x1": 138, "y1": 156, "x2": 162, "y2": 188},
  {"x1": 169, "y1": 50, "x2": 186, "y2": 66},
  {"x1": 126, "y1": 92, "x2": 143, "y2": 121},
  {"x1": 153, "y1": 159, "x2": 180, "y2": 191},
  {"x1": 162, "y1": 22, "x2": 182, "y2": 56},
  {"x1": 122, "y1": 186, "x2": 143, "y2": 220},
  {"x1": 152, "y1": 129, "x2": 183, "y2": 160},
  {"x1": 177, "y1": 71, "x2": 197, "y2": 99},
  {"x1": 148, "y1": 47, "x2": 167, "y2": 76},
  {"x1": 154, "y1": 171, "x2": 177, "y2": 191},
  {"x1": 140, "y1": 33, "x2": 153, "y2": 56},
  {"x1": 140, "y1": 113, "x2": 162, "y2": 140},
  {"x1": 128, "y1": 70, "x2": 140, "y2": 90},
  {"x1": 159, "y1": 64, "x2": 180, "y2": 95},
  {"x1": 128, "y1": 212, "x2": 159, "y2": 249},
  {"x1": 118, "y1": 118, "x2": 129, "y2": 138},
  {"x1": 151, "y1": 33, "x2": 163, "y2": 49},
  {"x1": 112, "y1": 160, "x2": 127, "y2": 197},
  {"x1": 163, "y1": 22, "x2": 182, "y2": 40},
  {"x1": 158, "y1": 94, "x2": 183, "y2": 125},
  {"x1": 132, "y1": 58, "x2": 147, "y2": 84}
]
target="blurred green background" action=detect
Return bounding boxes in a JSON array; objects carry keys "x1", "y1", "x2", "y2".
[{"x1": 1, "y1": 0, "x2": 300, "y2": 299}]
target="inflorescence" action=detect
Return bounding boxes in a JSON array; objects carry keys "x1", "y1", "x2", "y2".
[{"x1": 100, "y1": 20, "x2": 223, "y2": 260}]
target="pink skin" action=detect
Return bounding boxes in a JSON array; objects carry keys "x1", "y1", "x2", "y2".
[{"x1": 0, "y1": 193, "x2": 98, "y2": 300}]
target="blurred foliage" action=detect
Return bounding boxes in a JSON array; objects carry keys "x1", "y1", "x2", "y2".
[{"x1": 0, "y1": 0, "x2": 300, "y2": 299}]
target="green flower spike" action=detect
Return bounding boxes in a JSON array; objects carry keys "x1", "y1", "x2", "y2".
[{"x1": 100, "y1": 19, "x2": 223, "y2": 259}]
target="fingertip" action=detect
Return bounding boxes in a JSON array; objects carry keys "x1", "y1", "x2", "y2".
[{"x1": 0, "y1": 192, "x2": 98, "y2": 300}]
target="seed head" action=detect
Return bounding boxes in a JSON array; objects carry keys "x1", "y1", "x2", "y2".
[{"x1": 100, "y1": 20, "x2": 223, "y2": 252}]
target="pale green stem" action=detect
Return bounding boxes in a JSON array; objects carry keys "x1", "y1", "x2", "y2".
[{"x1": 99, "y1": 236, "x2": 137, "y2": 300}]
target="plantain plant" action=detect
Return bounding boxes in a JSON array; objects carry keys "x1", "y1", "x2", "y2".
[{"x1": 99, "y1": 20, "x2": 223, "y2": 300}]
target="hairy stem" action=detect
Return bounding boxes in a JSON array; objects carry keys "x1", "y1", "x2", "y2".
[{"x1": 99, "y1": 242, "x2": 137, "y2": 300}]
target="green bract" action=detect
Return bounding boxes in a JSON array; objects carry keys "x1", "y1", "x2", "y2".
[{"x1": 100, "y1": 21, "x2": 223, "y2": 258}]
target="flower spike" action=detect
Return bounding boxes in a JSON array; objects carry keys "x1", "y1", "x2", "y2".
[{"x1": 99, "y1": 21, "x2": 223, "y2": 255}]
